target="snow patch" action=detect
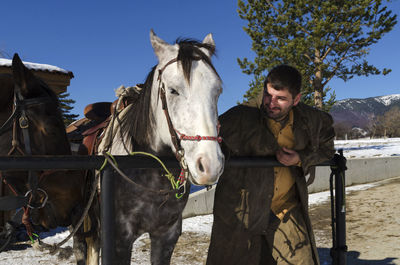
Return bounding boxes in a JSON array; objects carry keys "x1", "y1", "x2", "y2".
[
  {"x1": 0, "y1": 58, "x2": 70, "y2": 75},
  {"x1": 374, "y1": 94, "x2": 400, "y2": 106}
]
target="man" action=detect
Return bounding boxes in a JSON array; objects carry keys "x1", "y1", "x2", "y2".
[{"x1": 206, "y1": 65, "x2": 335, "y2": 265}]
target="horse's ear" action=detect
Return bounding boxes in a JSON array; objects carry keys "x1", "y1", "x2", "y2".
[
  {"x1": 150, "y1": 29, "x2": 178, "y2": 63},
  {"x1": 12, "y1": 53, "x2": 31, "y2": 95},
  {"x1": 201, "y1": 33, "x2": 216, "y2": 58}
]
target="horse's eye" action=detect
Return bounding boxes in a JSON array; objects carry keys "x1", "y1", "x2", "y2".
[{"x1": 169, "y1": 88, "x2": 180, "y2": 95}]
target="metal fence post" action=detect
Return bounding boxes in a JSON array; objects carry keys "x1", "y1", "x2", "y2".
[
  {"x1": 101, "y1": 167, "x2": 115, "y2": 265},
  {"x1": 330, "y1": 150, "x2": 348, "y2": 265}
]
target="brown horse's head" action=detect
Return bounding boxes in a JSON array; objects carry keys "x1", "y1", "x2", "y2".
[
  {"x1": 11, "y1": 54, "x2": 71, "y2": 155},
  {"x1": 0, "y1": 54, "x2": 84, "y2": 229}
]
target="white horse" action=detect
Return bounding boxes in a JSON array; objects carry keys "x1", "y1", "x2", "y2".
[{"x1": 95, "y1": 30, "x2": 224, "y2": 264}]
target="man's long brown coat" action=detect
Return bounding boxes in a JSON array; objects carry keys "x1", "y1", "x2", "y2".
[{"x1": 207, "y1": 103, "x2": 335, "y2": 265}]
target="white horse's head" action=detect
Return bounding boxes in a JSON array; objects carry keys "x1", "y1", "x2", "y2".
[{"x1": 149, "y1": 30, "x2": 224, "y2": 186}]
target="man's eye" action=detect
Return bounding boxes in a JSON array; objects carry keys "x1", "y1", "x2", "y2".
[{"x1": 169, "y1": 88, "x2": 179, "y2": 95}]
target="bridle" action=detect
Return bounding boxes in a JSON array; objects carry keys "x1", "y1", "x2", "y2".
[
  {"x1": 156, "y1": 57, "x2": 222, "y2": 185},
  {"x1": 0, "y1": 83, "x2": 52, "y2": 152},
  {"x1": 0, "y1": 83, "x2": 52, "y2": 213},
  {"x1": 0, "y1": 82, "x2": 54, "y2": 241}
]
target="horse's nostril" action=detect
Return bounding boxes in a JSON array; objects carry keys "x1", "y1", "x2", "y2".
[{"x1": 197, "y1": 158, "x2": 205, "y2": 173}]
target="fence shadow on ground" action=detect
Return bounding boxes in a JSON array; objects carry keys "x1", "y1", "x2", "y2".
[{"x1": 318, "y1": 248, "x2": 398, "y2": 265}]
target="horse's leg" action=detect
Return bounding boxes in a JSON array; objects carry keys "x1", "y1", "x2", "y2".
[
  {"x1": 71, "y1": 205, "x2": 87, "y2": 265},
  {"x1": 72, "y1": 208, "x2": 100, "y2": 265},
  {"x1": 114, "y1": 230, "x2": 138, "y2": 265},
  {"x1": 73, "y1": 233, "x2": 86, "y2": 265},
  {"x1": 84, "y1": 202, "x2": 100, "y2": 265},
  {"x1": 149, "y1": 217, "x2": 182, "y2": 265},
  {"x1": 80, "y1": 170, "x2": 100, "y2": 265}
]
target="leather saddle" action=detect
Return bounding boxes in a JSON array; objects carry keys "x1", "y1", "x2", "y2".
[
  {"x1": 66, "y1": 84, "x2": 143, "y2": 155},
  {"x1": 66, "y1": 102, "x2": 113, "y2": 155}
]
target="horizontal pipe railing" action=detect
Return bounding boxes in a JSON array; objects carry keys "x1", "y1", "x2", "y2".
[
  {"x1": 0, "y1": 155, "x2": 334, "y2": 170},
  {"x1": 0, "y1": 154, "x2": 345, "y2": 265}
]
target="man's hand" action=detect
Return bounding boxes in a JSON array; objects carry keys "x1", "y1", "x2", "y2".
[{"x1": 276, "y1": 147, "x2": 300, "y2": 166}]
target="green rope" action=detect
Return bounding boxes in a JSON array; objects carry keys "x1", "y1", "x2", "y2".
[
  {"x1": 99, "y1": 152, "x2": 118, "y2": 171},
  {"x1": 29, "y1": 233, "x2": 39, "y2": 244},
  {"x1": 99, "y1": 151, "x2": 185, "y2": 199},
  {"x1": 128, "y1": 151, "x2": 180, "y2": 191}
]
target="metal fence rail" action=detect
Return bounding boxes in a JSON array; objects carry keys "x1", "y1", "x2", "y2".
[
  {"x1": 0, "y1": 155, "x2": 334, "y2": 170},
  {"x1": 0, "y1": 153, "x2": 347, "y2": 265}
]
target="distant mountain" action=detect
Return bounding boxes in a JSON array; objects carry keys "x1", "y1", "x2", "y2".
[{"x1": 330, "y1": 94, "x2": 400, "y2": 129}]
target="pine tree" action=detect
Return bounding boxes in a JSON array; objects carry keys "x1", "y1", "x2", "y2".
[
  {"x1": 237, "y1": 0, "x2": 397, "y2": 110},
  {"x1": 58, "y1": 92, "x2": 79, "y2": 126}
]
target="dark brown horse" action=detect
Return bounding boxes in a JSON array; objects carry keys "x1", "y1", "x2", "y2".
[{"x1": 0, "y1": 54, "x2": 98, "y2": 264}]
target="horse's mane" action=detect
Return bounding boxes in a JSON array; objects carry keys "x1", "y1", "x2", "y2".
[
  {"x1": 21, "y1": 74, "x2": 69, "y2": 153},
  {"x1": 22, "y1": 72, "x2": 64, "y2": 125},
  {"x1": 36, "y1": 78, "x2": 65, "y2": 124},
  {"x1": 0, "y1": 72, "x2": 61, "y2": 113},
  {"x1": 175, "y1": 38, "x2": 220, "y2": 82},
  {"x1": 121, "y1": 66, "x2": 157, "y2": 148},
  {"x1": 121, "y1": 38, "x2": 219, "y2": 148},
  {"x1": 29, "y1": 74, "x2": 61, "y2": 109}
]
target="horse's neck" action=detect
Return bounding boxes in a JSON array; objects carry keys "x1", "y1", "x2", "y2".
[
  {"x1": 43, "y1": 128, "x2": 72, "y2": 155},
  {"x1": 0, "y1": 103, "x2": 13, "y2": 124},
  {"x1": 0, "y1": 129, "x2": 12, "y2": 156}
]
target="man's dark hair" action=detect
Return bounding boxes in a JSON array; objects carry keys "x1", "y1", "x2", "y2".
[{"x1": 264, "y1": 65, "x2": 302, "y2": 97}]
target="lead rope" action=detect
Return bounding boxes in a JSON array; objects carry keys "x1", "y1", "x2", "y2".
[{"x1": 100, "y1": 151, "x2": 186, "y2": 199}]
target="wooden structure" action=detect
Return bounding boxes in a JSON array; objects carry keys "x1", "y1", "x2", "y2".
[{"x1": 0, "y1": 58, "x2": 74, "y2": 94}]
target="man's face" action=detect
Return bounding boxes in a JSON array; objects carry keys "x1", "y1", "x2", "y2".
[{"x1": 262, "y1": 83, "x2": 301, "y2": 121}]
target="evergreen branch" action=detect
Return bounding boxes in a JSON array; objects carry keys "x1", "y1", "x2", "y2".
[
  {"x1": 320, "y1": 30, "x2": 344, "y2": 62},
  {"x1": 322, "y1": 52, "x2": 351, "y2": 87},
  {"x1": 265, "y1": 0, "x2": 312, "y2": 36}
]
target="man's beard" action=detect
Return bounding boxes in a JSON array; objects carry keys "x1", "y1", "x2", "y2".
[{"x1": 262, "y1": 105, "x2": 292, "y2": 121}]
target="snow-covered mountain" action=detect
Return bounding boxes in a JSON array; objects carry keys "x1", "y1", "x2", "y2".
[{"x1": 330, "y1": 94, "x2": 400, "y2": 128}]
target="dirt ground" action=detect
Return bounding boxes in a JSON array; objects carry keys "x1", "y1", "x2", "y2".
[
  {"x1": 168, "y1": 176, "x2": 400, "y2": 265},
  {"x1": 309, "y1": 176, "x2": 400, "y2": 265}
]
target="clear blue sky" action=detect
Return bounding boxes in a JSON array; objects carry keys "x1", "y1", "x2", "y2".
[{"x1": 2, "y1": 1, "x2": 399, "y2": 116}]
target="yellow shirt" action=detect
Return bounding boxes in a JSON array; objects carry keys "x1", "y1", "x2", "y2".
[{"x1": 268, "y1": 110, "x2": 299, "y2": 220}]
